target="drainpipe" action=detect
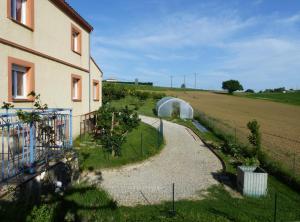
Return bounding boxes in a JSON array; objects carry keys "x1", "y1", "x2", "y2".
[{"x1": 88, "y1": 33, "x2": 91, "y2": 112}]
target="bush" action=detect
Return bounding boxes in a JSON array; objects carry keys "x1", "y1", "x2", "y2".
[
  {"x1": 245, "y1": 89, "x2": 255, "y2": 93},
  {"x1": 247, "y1": 120, "x2": 261, "y2": 157},
  {"x1": 27, "y1": 204, "x2": 55, "y2": 222},
  {"x1": 135, "y1": 91, "x2": 151, "y2": 100},
  {"x1": 103, "y1": 83, "x2": 127, "y2": 103},
  {"x1": 222, "y1": 141, "x2": 241, "y2": 158},
  {"x1": 243, "y1": 157, "x2": 260, "y2": 166},
  {"x1": 151, "y1": 92, "x2": 166, "y2": 100}
]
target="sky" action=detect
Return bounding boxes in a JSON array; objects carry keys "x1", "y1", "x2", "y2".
[{"x1": 68, "y1": 0, "x2": 300, "y2": 90}]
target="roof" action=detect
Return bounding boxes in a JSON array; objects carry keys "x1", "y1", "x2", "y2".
[
  {"x1": 91, "y1": 57, "x2": 103, "y2": 77},
  {"x1": 50, "y1": 0, "x2": 93, "y2": 33}
]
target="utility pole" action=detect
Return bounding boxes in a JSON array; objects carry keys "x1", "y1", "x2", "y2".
[
  {"x1": 184, "y1": 75, "x2": 186, "y2": 87},
  {"x1": 194, "y1": 73, "x2": 197, "y2": 89},
  {"x1": 170, "y1": 75, "x2": 173, "y2": 88}
]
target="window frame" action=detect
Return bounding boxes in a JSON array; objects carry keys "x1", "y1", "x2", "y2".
[
  {"x1": 71, "y1": 24, "x2": 82, "y2": 55},
  {"x1": 12, "y1": 65, "x2": 27, "y2": 99},
  {"x1": 7, "y1": 0, "x2": 35, "y2": 31},
  {"x1": 8, "y1": 57, "x2": 35, "y2": 102},
  {"x1": 71, "y1": 74, "x2": 82, "y2": 102},
  {"x1": 92, "y1": 80, "x2": 100, "y2": 101}
]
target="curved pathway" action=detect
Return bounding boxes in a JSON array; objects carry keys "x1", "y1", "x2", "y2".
[{"x1": 99, "y1": 116, "x2": 223, "y2": 206}]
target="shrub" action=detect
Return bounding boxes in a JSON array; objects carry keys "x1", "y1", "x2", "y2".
[
  {"x1": 27, "y1": 204, "x2": 55, "y2": 222},
  {"x1": 135, "y1": 91, "x2": 151, "y2": 100},
  {"x1": 151, "y1": 92, "x2": 166, "y2": 100},
  {"x1": 247, "y1": 120, "x2": 261, "y2": 157},
  {"x1": 245, "y1": 89, "x2": 255, "y2": 93},
  {"x1": 243, "y1": 157, "x2": 260, "y2": 166},
  {"x1": 221, "y1": 141, "x2": 241, "y2": 158},
  {"x1": 103, "y1": 83, "x2": 127, "y2": 103}
]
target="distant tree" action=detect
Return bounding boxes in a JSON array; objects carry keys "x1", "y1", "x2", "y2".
[
  {"x1": 245, "y1": 89, "x2": 255, "y2": 93},
  {"x1": 273, "y1": 87, "x2": 285, "y2": 93},
  {"x1": 181, "y1": 83, "x2": 186, "y2": 89},
  {"x1": 222, "y1": 80, "x2": 243, "y2": 94}
]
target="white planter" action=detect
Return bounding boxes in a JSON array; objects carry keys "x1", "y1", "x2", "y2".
[{"x1": 237, "y1": 166, "x2": 268, "y2": 197}]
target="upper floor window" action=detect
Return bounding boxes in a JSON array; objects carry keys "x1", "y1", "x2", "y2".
[
  {"x1": 71, "y1": 74, "x2": 82, "y2": 101},
  {"x1": 8, "y1": 57, "x2": 35, "y2": 102},
  {"x1": 8, "y1": 0, "x2": 34, "y2": 30},
  {"x1": 71, "y1": 25, "x2": 82, "y2": 55}
]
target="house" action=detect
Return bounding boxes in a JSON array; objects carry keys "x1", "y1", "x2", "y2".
[{"x1": 0, "y1": 0, "x2": 103, "y2": 137}]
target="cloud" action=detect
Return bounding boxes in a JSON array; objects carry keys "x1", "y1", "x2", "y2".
[
  {"x1": 91, "y1": 7, "x2": 300, "y2": 89},
  {"x1": 93, "y1": 13, "x2": 256, "y2": 50}
]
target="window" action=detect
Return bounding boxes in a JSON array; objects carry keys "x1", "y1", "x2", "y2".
[
  {"x1": 93, "y1": 80, "x2": 99, "y2": 101},
  {"x1": 12, "y1": 65, "x2": 27, "y2": 99},
  {"x1": 71, "y1": 25, "x2": 82, "y2": 54},
  {"x1": 8, "y1": 57, "x2": 35, "y2": 102},
  {"x1": 71, "y1": 74, "x2": 82, "y2": 101},
  {"x1": 8, "y1": 0, "x2": 34, "y2": 30}
]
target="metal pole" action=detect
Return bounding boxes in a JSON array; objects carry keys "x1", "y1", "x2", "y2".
[
  {"x1": 172, "y1": 183, "x2": 175, "y2": 212},
  {"x1": 157, "y1": 127, "x2": 160, "y2": 148},
  {"x1": 141, "y1": 132, "x2": 143, "y2": 156},
  {"x1": 69, "y1": 109, "x2": 73, "y2": 147},
  {"x1": 235, "y1": 128, "x2": 237, "y2": 144},
  {"x1": 170, "y1": 183, "x2": 176, "y2": 217},
  {"x1": 293, "y1": 152, "x2": 296, "y2": 177},
  {"x1": 273, "y1": 192, "x2": 277, "y2": 222}
]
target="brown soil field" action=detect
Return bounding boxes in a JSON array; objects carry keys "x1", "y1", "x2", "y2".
[{"x1": 166, "y1": 90, "x2": 300, "y2": 174}]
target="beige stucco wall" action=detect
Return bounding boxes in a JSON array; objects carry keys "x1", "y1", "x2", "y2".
[
  {"x1": 90, "y1": 58, "x2": 103, "y2": 111},
  {"x1": 0, "y1": 0, "x2": 90, "y2": 70},
  {"x1": 0, "y1": 44, "x2": 89, "y2": 138},
  {"x1": 0, "y1": 0, "x2": 104, "y2": 140}
]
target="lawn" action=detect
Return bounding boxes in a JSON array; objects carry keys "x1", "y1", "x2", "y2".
[
  {"x1": 75, "y1": 122, "x2": 164, "y2": 170},
  {"x1": 241, "y1": 91, "x2": 300, "y2": 106},
  {"x1": 109, "y1": 95, "x2": 157, "y2": 117},
  {"x1": 3, "y1": 175, "x2": 299, "y2": 221}
]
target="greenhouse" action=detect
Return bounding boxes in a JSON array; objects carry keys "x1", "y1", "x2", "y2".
[{"x1": 156, "y1": 97, "x2": 194, "y2": 119}]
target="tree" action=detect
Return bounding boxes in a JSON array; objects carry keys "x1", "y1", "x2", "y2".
[
  {"x1": 222, "y1": 80, "x2": 243, "y2": 94},
  {"x1": 247, "y1": 120, "x2": 261, "y2": 157},
  {"x1": 95, "y1": 104, "x2": 140, "y2": 156},
  {"x1": 181, "y1": 83, "x2": 186, "y2": 89}
]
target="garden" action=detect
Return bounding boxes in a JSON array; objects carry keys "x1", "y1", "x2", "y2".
[{"x1": 0, "y1": 84, "x2": 300, "y2": 221}]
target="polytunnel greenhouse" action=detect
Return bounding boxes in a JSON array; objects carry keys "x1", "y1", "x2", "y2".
[{"x1": 156, "y1": 97, "x2": 193, "y2": 119}]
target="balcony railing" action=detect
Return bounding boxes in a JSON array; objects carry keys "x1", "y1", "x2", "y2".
[{"x1": 0, "y1": 108, "x2": 72, "y2": 182}]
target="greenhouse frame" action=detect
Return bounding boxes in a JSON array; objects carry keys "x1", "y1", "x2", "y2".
[{"x1": 156, "y1": 97, "x2": 193, "y2": 119}]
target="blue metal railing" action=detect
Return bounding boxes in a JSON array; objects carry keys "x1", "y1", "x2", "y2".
[{"x1": 0, "y1": 108, "x2": 72, "y2": 182}]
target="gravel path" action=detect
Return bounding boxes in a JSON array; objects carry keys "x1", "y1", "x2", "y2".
[{"x1": 99, "y1": 116, "x2": 223, "y2": 206}]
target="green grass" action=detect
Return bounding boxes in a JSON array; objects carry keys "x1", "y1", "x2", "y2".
[
  {"x1": 109, "y1": 96, "x2": 157, "y2": 117},
  {"x1": 240, "y1": 91, "x2": 300, "y2": 106},
  {"x1": 3, "y1": 178, "x2": 299, "y2": 222},
  {"x1": 75, "y1": 122, "x2": 164, "y2": 170}
]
